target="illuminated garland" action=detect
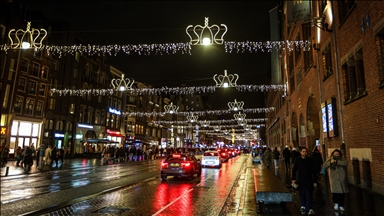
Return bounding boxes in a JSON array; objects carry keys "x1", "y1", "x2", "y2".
[
  {"x1": 0, "y1": 40, "x2": 311, "y2": 56},
  {"x1": 152, "y1": 118, "x2": 268, "y2": 125},
  {"x1": 126, "y1": 107, "x2": 274, "y2": 117},
  {"x1": 174, "y1": 124, "x2": 265, "y2": 129},
  {"x1": 198, "y1": 128, "x2": 262, "y2": 133},
  {"x1": 49, "y1": 85, "x2": 285, "y2": 96}
]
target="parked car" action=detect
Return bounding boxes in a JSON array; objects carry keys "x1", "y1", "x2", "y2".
[
  {"x1": 160, "y1": 153, "x2": 201, "y2": 181},
  {"x1": 201, "y1": 151, "x2": 221, "y2": 168}
]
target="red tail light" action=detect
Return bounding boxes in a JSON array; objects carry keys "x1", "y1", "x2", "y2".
[
  {"x1": 221, "y1": 153, "x2": 226, "y2": 156},
  {"x1": 181, "y1": 162, "x2": 190, "y2": 167},
  {"x1": 162, "y1": 162, "x2": 168, "y2": 167}
]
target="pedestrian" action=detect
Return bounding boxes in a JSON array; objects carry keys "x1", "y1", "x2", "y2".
[
  {"x1": 51, "y1": 146, "x2": 58, "y2": 167},
  {"x1": 23, "y1": 145, "x2": 33, "y2": 173},
  {"x1": 1, "y1": 143, "x2": 10, "y2": 167},
  {"x1": 291, "y1": 147, "x2": 317, "y2": 215},
  {"x1": 44, "y1": 144, "x2": 52, "y2": 167},
  {"x1": 311, "y1": 147, "x2": 323, "y2": 183},
  {"x1": 263, "y1": 148, "x2": 272, "y2": 169},
  {"x1": 272, "y1": 147, "x2": 280, "y2": 169},
  {"x1": 15, "y1": 146, "x2": 23, "y2": 166},
  {"x1": 322, "y1": 149, "x2": 348, "y2": 212},
  {"x1": 30, "y1": 143, "x2": 36, "y2": 166},
  {"x1": 283, "y1": 145, "x2": 291, "y2": 169},
  {"x1": 38, "y1": 142, "x2": 46, "y2": 169},
  {"x1": 58, "y1": 148, "x2": 64, "y2": 164},
  {"x1": 291, "y1": 148, "x2": 300, "y2": 165}
]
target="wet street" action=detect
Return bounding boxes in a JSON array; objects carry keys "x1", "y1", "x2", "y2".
[
  {"x1": 1, "y1": 155, "x2": 247, "y2": 216},
  {"x1": 1, "y1": 155, "x2": 384, "y2": 215}
]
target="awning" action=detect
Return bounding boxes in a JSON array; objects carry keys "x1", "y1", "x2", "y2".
[{"x1": 81, "y1": 139, "x2": 119, "y2": 144}]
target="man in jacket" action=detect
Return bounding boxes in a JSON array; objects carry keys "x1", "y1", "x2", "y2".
[
  {"x1": 272, "y1": 147, "x2": 280, "y2": 169},
  {"x1": 292, "y1": 147, "x2": 317, "y2": 215},
  {"x1": 283, "y1": 145, "x2": 291, "y2": 170}
]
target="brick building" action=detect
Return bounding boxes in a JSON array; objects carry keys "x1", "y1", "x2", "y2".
[{"x1": 266, "y1": 0, "x2": 384, "y2": 195}]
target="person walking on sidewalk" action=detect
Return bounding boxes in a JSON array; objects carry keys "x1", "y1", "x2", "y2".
[
  {"x1": 322, "y1": 149, "x2": 348, "y2": 212},
  {"x1": 44, "y1": 145, "x2": 52, "y2": 168},
  {"x1": 311, "y1": 147, "x2": 323, "y2": 183},
  {"x1": 283, "y1": 145, "x2": 291, "y2": 170},
  {"x1": 263, "y1": 148, "x2": 272, "y2": 169},
  {"x1": 272, "y1": 147, "x2": 280, "y2": 169},
  {"x1": 292, "y1": 147, "x2": 317, "y2": 215},
  {"x1": 1, "y1": 143, "x2": 10, "y2": 167},
  {"x1": 15, "y1": 146, "x2": 23, "y2": 166}
]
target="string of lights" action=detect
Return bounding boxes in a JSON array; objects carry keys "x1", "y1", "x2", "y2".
[
  {"x1": 151, "y1": 118, "x2": 267, "y2": 125},
  {"x1": 0, "y1": 40, "x2": 311, "y2": 56},
  {"x1": 125, "y1": 107, "x2": 274, "y2": 117},
  {"x1": 171, "y1": 124, "x2": 265, "y2": 129},
  {"x1": 49, "y1": 84, "x2": 285, "y2": 96}
]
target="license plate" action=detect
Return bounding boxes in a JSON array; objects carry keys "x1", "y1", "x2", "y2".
[{"x1": 170, "y1": 163, "x2": 180, "y2": 167}]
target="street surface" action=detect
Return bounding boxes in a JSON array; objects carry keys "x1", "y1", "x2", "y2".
[
  {"x1": 1, "y1": 155, "x2": 384, "y2": 216},
  {"x1": 1, "y1": 155, "x2": 246, "y2": 216}
]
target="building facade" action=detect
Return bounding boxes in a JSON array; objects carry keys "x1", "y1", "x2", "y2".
[{"x1": 266, "y1": 0, "x2": 384, "y2": 195}]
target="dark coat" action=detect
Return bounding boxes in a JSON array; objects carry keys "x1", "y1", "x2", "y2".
[
  {"x1": 283, "y1": 148, "x2": 291, "y2": 160},
  {"x1": 292, "y1": 156, "x2": 317, "y2": 190},
  {"x1": 51, "y1": 147, "x2": 57, "y2": 159}
]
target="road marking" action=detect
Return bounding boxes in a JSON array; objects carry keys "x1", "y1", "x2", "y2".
[{"x1": 151, "y1": 169, "x2": 220, "y2": 216}]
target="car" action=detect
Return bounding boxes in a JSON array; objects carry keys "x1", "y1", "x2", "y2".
[
  {"x1": 220, "y1": 151, "x2": 230, "y2": 162},
  {"x1": 201, "y1": 151, "x2": 221, "y2": 168},
  {"x1": 160, "y1": 153, "x2": 201, "y2": 181}
]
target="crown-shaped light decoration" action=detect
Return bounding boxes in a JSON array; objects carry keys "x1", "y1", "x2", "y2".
[
  {"x1": 186, "y1": 17, "x2": 227, "y2": 46},
  {"x1": 186, "y1": 113, "x2": 198, "y2": 123},
  {"x1": 164, "y1": 102, "x2": 179, "y2": 114},
  {"x1": 8, "y1": 22, "x2": 47, "y2": 49},
  {"x1": 234, "y1": 111, "x2": 246, "y2": 121},
  {"x1": 214, "y1": 125, "x2": 220, "y2": 132},
  {"x1": 111, "y1": 74, "x2": 134, "y2": 91},
  {"x1": 237, "y1": 119, "x2": 247, "y2": 126},
  {"x1": 228, "y1": 99, "x2": 244, "y2": 111},
  {"x1": 214, "y1": 70, "x2": 239, "y2": 88},
  {"x1": 223, "y1": 129, "x2": 229, "y2": 135},
  {"x1": 200, "y1": 120, "x2": 210, "y2": 127}
]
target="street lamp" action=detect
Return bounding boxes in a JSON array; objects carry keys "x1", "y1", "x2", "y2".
[
  {"x1": 228, "y1": 99, "x2": 244, "y2": 111},
  {"x1": 213, "y1": 70, "x2": 238, "y2": 88},
  {"x1": 111, "y1": 74, "x2": 135, "y2": 91},
  {"x1": 8, "y1": 22, "x2": 47, "y2": 49},
  {"x1": 186, "y1": 17, "x2": 227, "y2": 46}
]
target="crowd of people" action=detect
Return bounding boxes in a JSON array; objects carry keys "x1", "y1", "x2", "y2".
[{"x1": 253, "y1": 145, "x2": 348, "y2": 215}]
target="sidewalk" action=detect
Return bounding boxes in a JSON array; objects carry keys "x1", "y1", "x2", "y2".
[{"x1": 269, "y1": 157, "x2": 384, "y2": 215}]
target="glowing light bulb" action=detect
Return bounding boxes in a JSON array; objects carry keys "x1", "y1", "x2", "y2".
[
  {"x1": 22, "y1": 42, "x2": 30, "y2": 49},
  {"x1": 170, "y1": 110, "x2": 174, "y2": 114},
  {"x1": 202, "y1": 37, "x2": 211, "y2": 45},
  {"x1": 234, "y1": 107, "x2": 238, "y2": 111},
  {"x1": 119, "y1": 86, "x2": 126, "y2": 91},
  {"x1": 223, "y1": 82, "x2": 229, "y2": 88}
]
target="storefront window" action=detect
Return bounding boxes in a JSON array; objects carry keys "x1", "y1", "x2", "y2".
[
  {"x1": 11, "y1": 122, "x2": 18, "y2": 135},
  {"x1": 32, "y1": 124, "x2": 39, "y2": 136},
  {"x1": 10, "y1": 137, "x2": 16, "y2": 153},
  {"x1": 19, "y1": 122, "x2": 32, "y2": 136}
]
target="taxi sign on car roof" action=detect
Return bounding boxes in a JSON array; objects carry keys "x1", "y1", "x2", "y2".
[{"x1": 172, "y1": 154, "x2": 181, "y2": 158}]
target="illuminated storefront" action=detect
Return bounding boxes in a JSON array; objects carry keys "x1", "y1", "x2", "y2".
[
  {"x1": 9, "y1": 120, "x2": 42, "y2": 155},
  {"x1": 106, "y1": 129, "x2": 123, "y2": 145},
  {"x1": 75, "y1": 123, "x2": 105, "y2": 154}
]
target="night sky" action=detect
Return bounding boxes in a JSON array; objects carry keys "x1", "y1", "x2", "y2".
[{"x1": 26, "y1": 1, "x2": 279, "y2": 111}]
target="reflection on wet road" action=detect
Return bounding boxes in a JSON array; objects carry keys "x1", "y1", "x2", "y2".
[
  {"x1": 1, "y1": 161, "x2": 159, "y2": 204},
  {"x1": 43, "y1": 156, "x2": 244, "y2": 215},
  {"x1": 1, "y1": 156, "x2": 247, "y2": 216}
]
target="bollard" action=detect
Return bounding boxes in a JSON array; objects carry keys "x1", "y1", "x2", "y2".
[{"x1": 5, "y1": 166, "x2": 9, "y2": 176}]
